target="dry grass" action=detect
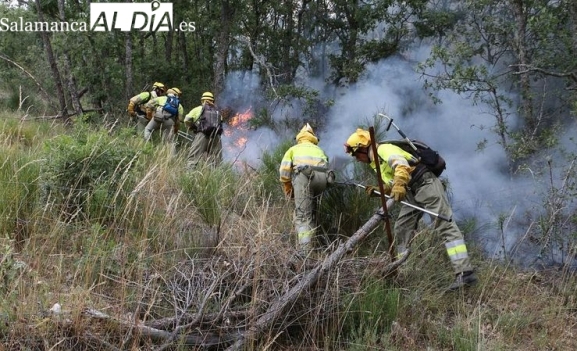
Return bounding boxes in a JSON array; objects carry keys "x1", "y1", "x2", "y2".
[{"x1": 1, "y1": 117, "x2": 577, "y2": 350}]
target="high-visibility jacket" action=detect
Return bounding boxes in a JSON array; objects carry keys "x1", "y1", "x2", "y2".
[
  {"x1": 279, "y1": 141, "x2": 329, "y2": 183},
  {"x1": 370, "y1": 143, "x2": 418, "y2": 185},
  {"x1": 145, "y1": 95, "x2": 185, "y2": 121},
  {"x1": 129, "y1": 90, "x2": 157, "y2": 114}
]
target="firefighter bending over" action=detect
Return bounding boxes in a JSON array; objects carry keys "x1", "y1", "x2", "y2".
[{"x1": 344, "y1": 128, "x2": 477, "y2": 291}]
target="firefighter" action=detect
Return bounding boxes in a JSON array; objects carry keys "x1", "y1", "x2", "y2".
[
  {"x1": 127, "y1": 82, "x2": 166, "y2": 133},
  {"x1": 143, "y1": 87, "x2": 184, "y2": 143},
  {"x1": 344, "y1": 128, "x2": 477, "y2": 291},
  {"x1": 183, "y1": 92, "x2": 223, "y2": 168},
  {"x1": 279, "y1": 124, "x2": 333, "y2": 255}
]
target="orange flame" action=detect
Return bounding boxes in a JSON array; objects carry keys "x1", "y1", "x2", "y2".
[
  {"x1": 225, "y1": 107, "x2": 253, "y2": 149},
  {"x1": 230, "y1": 107, "x2": 253, "y2": 128}
]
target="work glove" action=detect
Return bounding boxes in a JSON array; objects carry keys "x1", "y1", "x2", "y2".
[
  {"x1": 127, "y1": 101, "x2": 136, "y2": 117},
  {"x1": 146, "y1": 108, "x2": 153, "y2": 121},
  {"x1": 364, "y1": 185, "x2": 391, "y2": 197},
  {"x1": 282, "y1": 182, "x2": 294, "y2": 199},
  {"x1": 391, "y1": 164, "x2": 412, "y2": 201}
]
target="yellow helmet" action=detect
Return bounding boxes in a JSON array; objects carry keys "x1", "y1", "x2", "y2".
[
  {"x1": 167, "y1": 87, "x2": 182, "y2": 97},
  {"x1": 152, "y1": 82, "x2": 166, "y2": 92},
  {"x1": 295, "y1": 123, "x2": 319, "y2": 144},
  {"x1": 344, "y1": 128, "x2": 371, "y2": 154},
  {"x1": 201, "y1": 91, "x2": 214, "y2": 102}
]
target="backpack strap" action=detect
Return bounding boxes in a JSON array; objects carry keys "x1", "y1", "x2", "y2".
[
  {"x1": 376, "y1": 145, "x2": 426, "y2": 188},
  {"x1": 408, "y1": 164, "x2": 428, "y2": 188}
]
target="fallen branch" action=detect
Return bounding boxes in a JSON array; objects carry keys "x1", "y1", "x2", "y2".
[
  {"x1": 82, "y1": 308, "x2": 241, "y2": 348},
  {"x1": 226, "y1": 210, "x2": 409, "y2": 350}
]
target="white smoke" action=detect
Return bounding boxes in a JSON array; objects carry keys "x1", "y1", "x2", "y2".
[{"x1": 220, "y1": 48, "x2": 577, "y2": 266}]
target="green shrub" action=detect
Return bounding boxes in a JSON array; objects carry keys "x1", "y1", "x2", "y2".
[
  {"x1": 258, "y1": 138, "x2": 293, "y2": 200},
  {"x1": 340, "y1": 280, "x2": 401, "y2": 348},
  {"x1": 179, "y1": 161, "x2": 239, "y2": 227},
  {"x1": 0, "y1": 144, "x2": 40, "y2": 243},
  {"x1": 40, "y1": 122, "x2": 146, "y2": 222}
]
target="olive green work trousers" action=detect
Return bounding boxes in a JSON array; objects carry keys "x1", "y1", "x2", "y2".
[
  {"x1": 292, "y1": 170, "x2": 328, "y2": 252},
  {"x1": 185, "y1": 131, "x2": 223, "y2": 168},
  {"x1": 394, "y1": 171, "x2": 473, "y2": 274}
]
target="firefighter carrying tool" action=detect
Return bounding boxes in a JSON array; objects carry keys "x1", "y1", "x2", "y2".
[{"x1": 343, "y1": 127, "x2": 477, "y2": 291}]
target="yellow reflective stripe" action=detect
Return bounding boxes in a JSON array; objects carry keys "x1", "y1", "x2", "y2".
[
  {"x1": 279, "y1": 142, "x2": 328, "y2": 182},
  {"x1": 298, "y1": 231, "x2": 313, "y2": 240},
  {"x1": 445, "y1": 240, "x2": 469, "y2": 260}
]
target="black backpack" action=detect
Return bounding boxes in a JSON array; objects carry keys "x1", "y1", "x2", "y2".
[
  {"x1": 196, "y1": 103, "x2": 222, "y2": 136},
  {"x1": 381, "y1": 139, "x2": 446, "y2": 178}
]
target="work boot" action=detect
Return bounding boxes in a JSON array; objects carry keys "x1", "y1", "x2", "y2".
[{"x1": 447, "y1": 271, "x2": 478, "y2": 292}]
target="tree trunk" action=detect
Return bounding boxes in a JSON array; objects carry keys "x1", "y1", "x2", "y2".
[
  {"x1": 124, "y1": 0, "x2": 134, "y2": 101},
  {"x1": 280, "y1": 1, "x2": 295, "y2": 84},
  {"x1": 178, "y1": 30, "x2": 190, "y2": 81},
  {"x1": 214, "y1": 0, "x2": 235, "y2": 95},
  {"x1": 125, "y1": 33, "x2": 133, "y2": 101},
  {"x1": 35, "y1": 0, "x2": 69, "y2": 122},
  {"x1": 165, "y1": 29, "x2": 174, "y2": 62},
  {"x1": 57, "y1": 0, "x2": 82, "y2": 117},
  {"x1": 569, "y1": 1, "x2": 577, "y2": 57},
  {"x1": 510, "y1": 0, "x2": 535, "y2": 132}
]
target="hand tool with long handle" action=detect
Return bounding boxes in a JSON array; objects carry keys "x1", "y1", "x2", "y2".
[
  {"x1": 378, "y1": 113, "x2": 418, "y2": 152},
  {"x1": 368, "y1": 126, "x2": 396, "y2": 260},
  {"x1": 335, "y1": 181, "x2": 452, "y2": 222}
]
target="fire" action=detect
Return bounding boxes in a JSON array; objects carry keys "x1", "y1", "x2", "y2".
[
  {"x1": 229, "y1": 107, "x2": 253, "y2": 128},
  {"x1": 234, "y1": 136, "x2": 248, "y2": 148},
  {"x1": 224, "y1": 107, "x2": 253, "y2": 150}
]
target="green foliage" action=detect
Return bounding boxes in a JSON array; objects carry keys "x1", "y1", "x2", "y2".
[
  {"x1": 0, "y1": 90, "x2": 43, "y2": 114},
  {"x1": 0, "y1": 242, "x2": 19, "y2": 294},
  {"x1": 179, "y1": 161, "x2": 239, "y2": 227},
  {"x1": 0, "y1": 119, "x2": 43, "y2": 240},
  {"x1": 341, "y1": 280, "x2": 401, "y2": 347},
  {"x1": 435, "y1": 324, "x2": 479, "y2": 351},
  {"x1": 318, "y1": 167, "x2": 379, "y2": 243},
  {"x1": 258, "y1": 138, "x2": 293, "y2": 200},
  {"x1": 260, "y1": 85, "x2": 334, "y2": 133},
  {"x1": 413, "y1": 9, "x2": 462, "y2": 39},
  {"x1": 75, "y1": 224, "x2": 121, "y2": 283},
  {"x1": 358, "y1": 39, "x2": 399, "y2": 63},
  {"x1": 40, "y1": 122, "x2": 144, "y2": 222}
]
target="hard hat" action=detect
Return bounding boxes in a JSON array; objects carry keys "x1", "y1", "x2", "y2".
[
  {"x1": 201, "y1": 91, "x2": 214, "y2": 102},
  {"x1": 295, "y1": 123, "x2": 319, "y2": 145},
  {"x1": 344, "y1": 128, "x2": 371, "y2": 154},
  {"x1": 300, "y1": 123, "x2": 315, "y2": 135},
  {"x1": 168, "y1": 87, "x2": 182, "y2": 96},
  {"x1": 152, "y1": 82, "x2": 166, "y2": 91}
]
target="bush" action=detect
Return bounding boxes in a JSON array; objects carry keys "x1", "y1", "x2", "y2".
[{"x1": 40, "y1": 122, "x2": 146, "y2": 222}]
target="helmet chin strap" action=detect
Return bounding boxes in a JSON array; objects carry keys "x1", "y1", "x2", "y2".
[
  {"x1": 354, "y1": 147, "x2": 373, "y2": 163},
  {"x1": 354, "y1": 147, "x2": 369, "y2": 156}
]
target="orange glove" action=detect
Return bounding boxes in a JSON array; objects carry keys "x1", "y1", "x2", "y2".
[
  {"x1": 146, "y1": 108, "x2": 153, "y2": 121},
  {"x1": 282, "y1": 182, "x2": 293, "y2": 198},
  {"x1": 391, "y1": 165, "x2": 412, "y2": 201},
  {"x1": 127, "y1": 101, "x2": 136, "y2": 117}
]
